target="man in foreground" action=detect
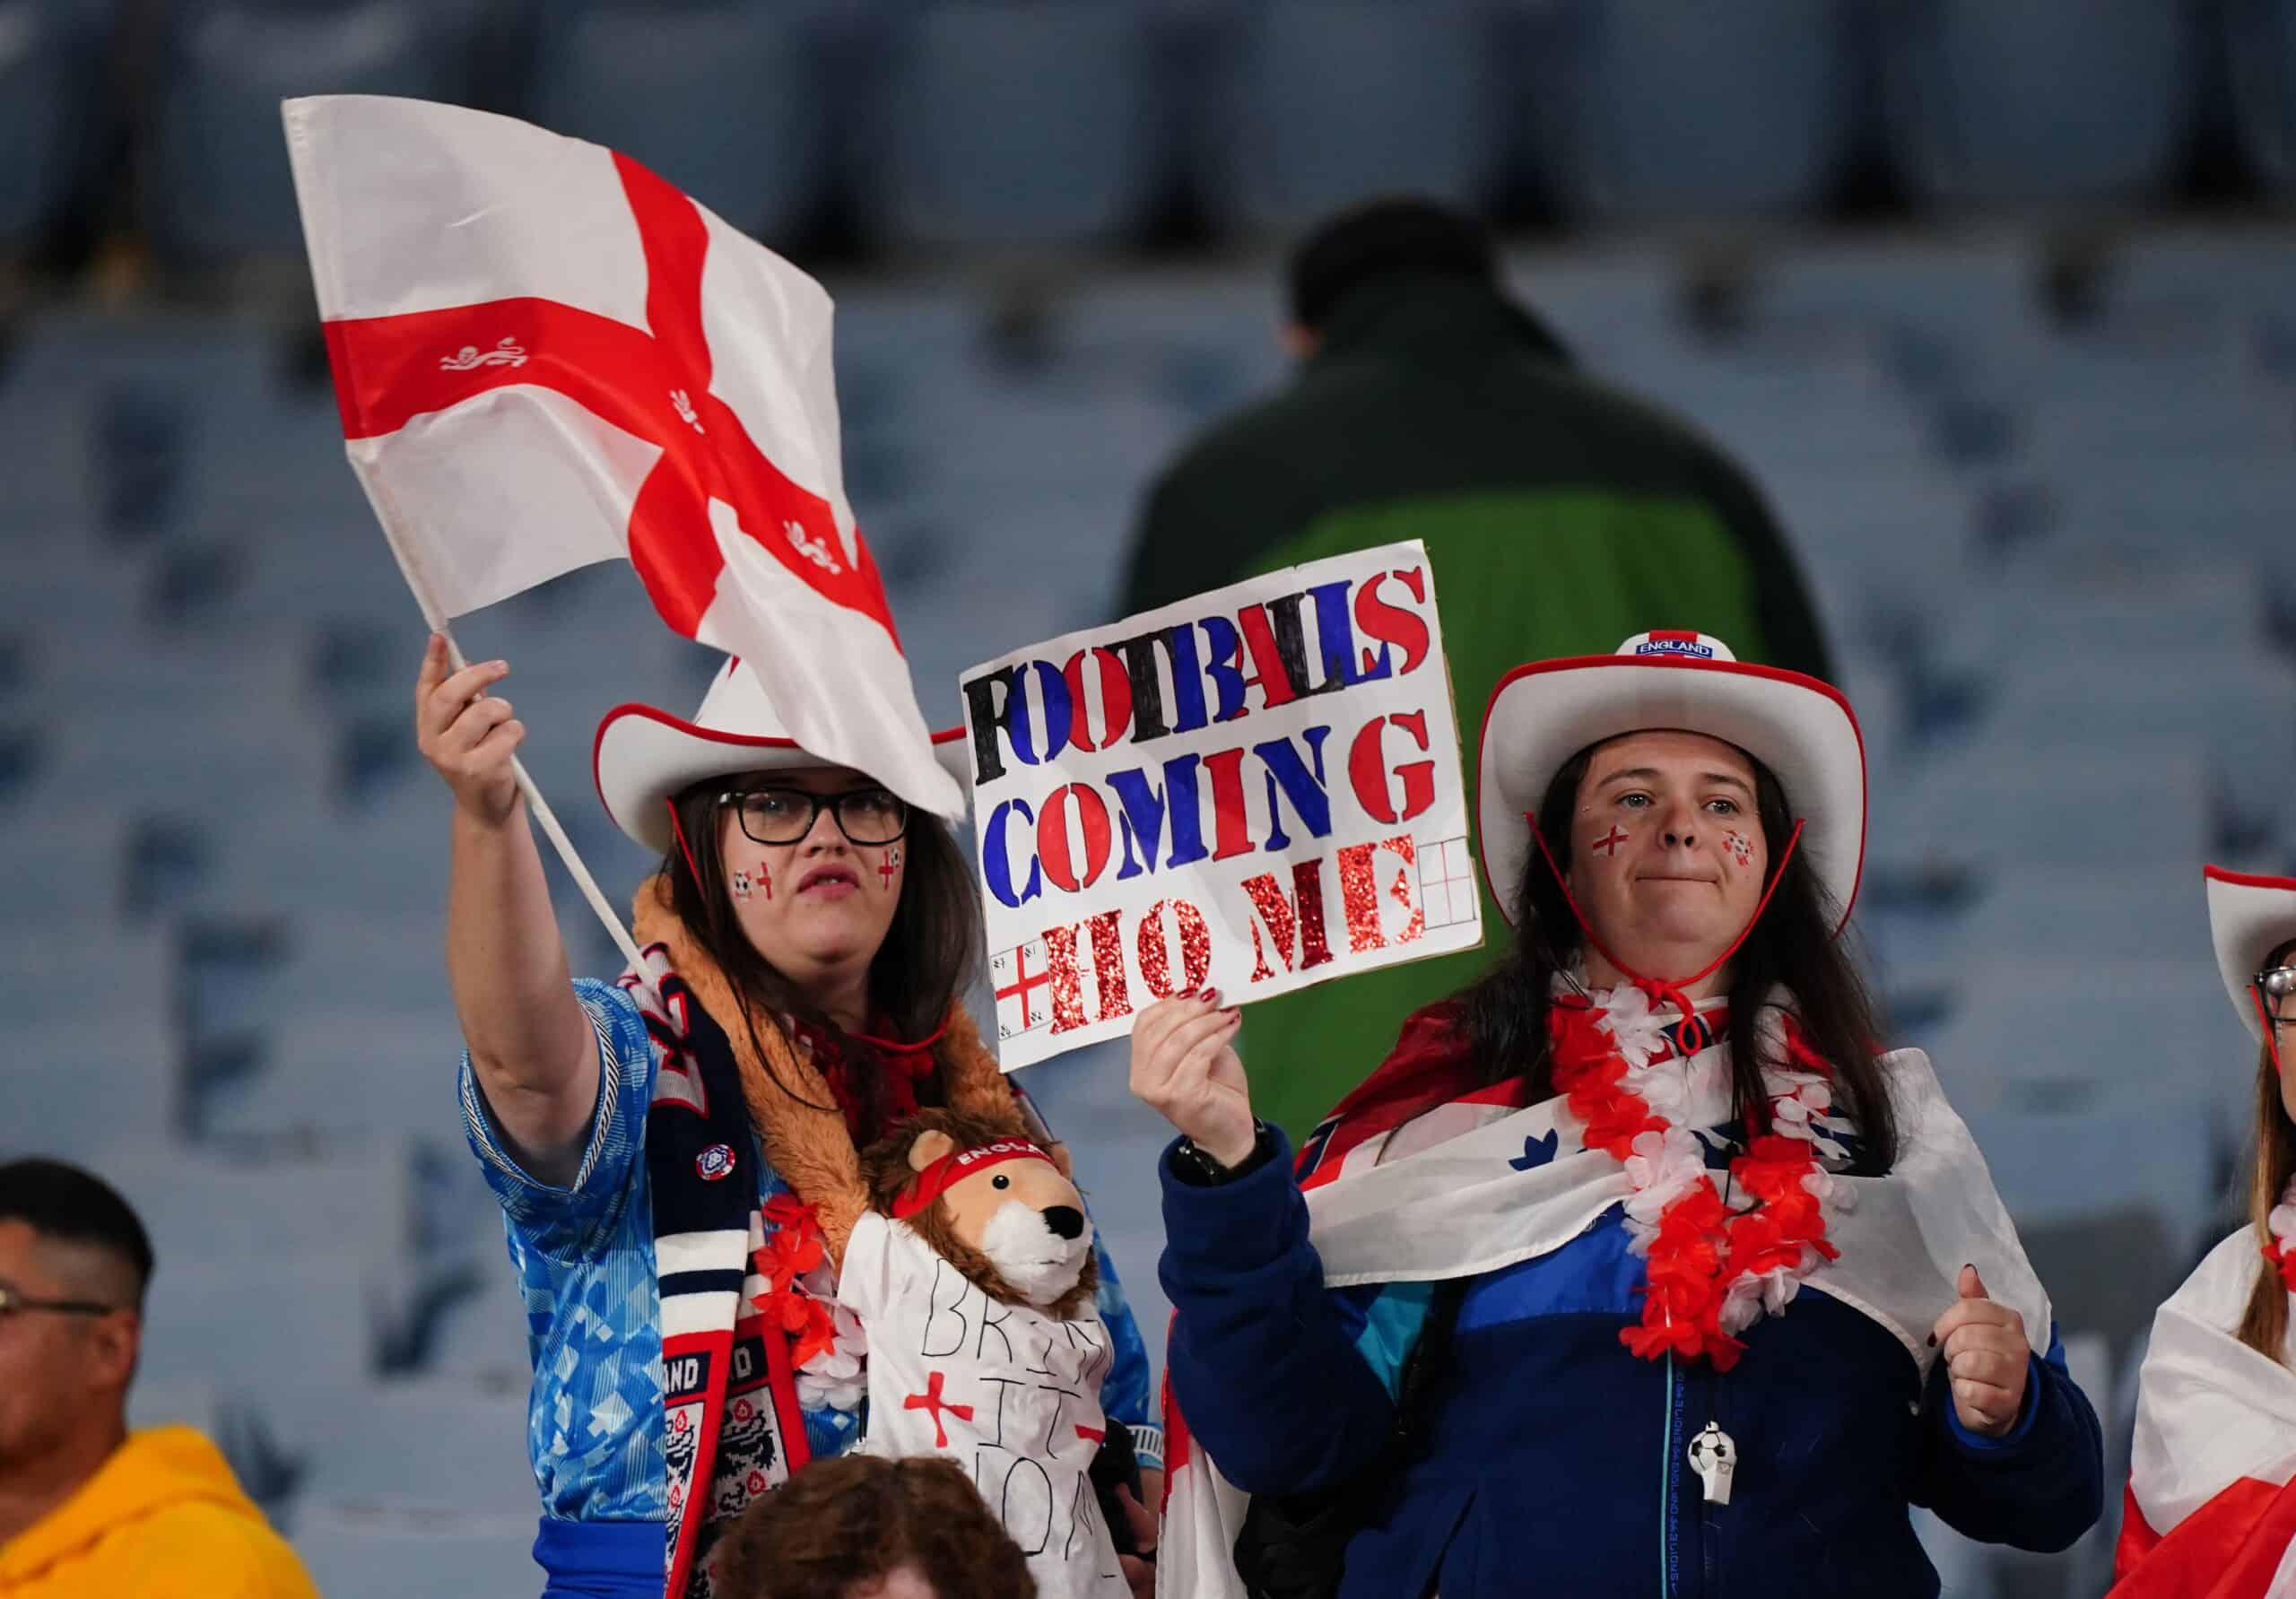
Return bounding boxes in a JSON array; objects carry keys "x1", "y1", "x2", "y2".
[{"x1": 0, "y1": 1157, "x2": 317, "y2": 1597}]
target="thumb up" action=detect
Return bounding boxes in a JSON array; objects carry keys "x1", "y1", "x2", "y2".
[{"x1": 1929, "y1": 1262, "x2": 2030, "y2": 1439}]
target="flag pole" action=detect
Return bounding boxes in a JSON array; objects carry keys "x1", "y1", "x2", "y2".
[{"x1": 361, "y1": 480, "x2": 648, "y2": 973}]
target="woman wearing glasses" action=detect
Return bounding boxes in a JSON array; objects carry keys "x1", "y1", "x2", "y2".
[
  {"x1": 2114, "y1": 867, "x2": 2296, "y2": 1594},
  {"x1": 413, "y1": 642, "x2": 1160, "y2": 1599}
]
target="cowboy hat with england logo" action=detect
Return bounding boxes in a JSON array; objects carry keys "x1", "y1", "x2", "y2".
[
  {"x1": 1477, "y1": 630, "x2": 1866, "y2": 932},
  {"x1": 2205, "y1": 864, "x2": 2296, "y2": 1044},
  {"x1": 596, "y1": 656, "x2": 971, "y2": 855}
]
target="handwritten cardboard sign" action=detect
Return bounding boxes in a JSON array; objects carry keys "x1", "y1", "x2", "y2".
[{"x1": 961, "y1": 540, "x2": 1482, "y2": 1069}]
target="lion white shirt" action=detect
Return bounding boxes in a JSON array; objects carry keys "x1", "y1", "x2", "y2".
[{"x1": 838, "y1": 1210, "x2": 1126, "y2": 1597}]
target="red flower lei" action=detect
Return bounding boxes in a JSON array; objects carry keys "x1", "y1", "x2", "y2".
[
  {"x1": 751, "y1": 1193, "x2": 837, "y2": 1369},
  {"x1": 1548, "y1": 996, "x2": 1841, "y2": 1371},
  {"x1": 2263, "y1": 1181, "x2": 2296, "y2": 1295}
]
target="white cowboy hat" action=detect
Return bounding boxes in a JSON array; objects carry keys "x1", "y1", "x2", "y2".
[
  {"x1": 2205, "y1": 864, "x2": 2296, "y2": 1043},
  {"x1": 1476, "y1": 631, "x2": 1866, "y2": 931},
  {"x1": 595, "y1": 656, "x2": 971, "y2": 854}
]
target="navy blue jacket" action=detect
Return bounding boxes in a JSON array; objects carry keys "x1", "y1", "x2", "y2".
[{"x1": 1161, "y1": 1127, "x2": 2102, "y2": 1598}]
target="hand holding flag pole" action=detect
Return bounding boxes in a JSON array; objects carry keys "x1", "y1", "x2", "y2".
[{"x1": 370, "y1": 474, "x2": 645, "y2": 973}]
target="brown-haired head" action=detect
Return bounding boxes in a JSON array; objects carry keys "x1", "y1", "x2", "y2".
[
  {"x1": 1461, "y1": 737, "x2": 1899, "y2": 1174},
  {"x1": 2239, "y1": 936, "x2": 2296, "y2": 1364},
  {"x1": 661, "y1": 781, "x2": 983, "y2": 1147},
  {"x1": 862, "y1": 1108, "x2": 1098, "y2": 1319},
  {"x1": 709, "y1": 1452, "x2": 1037, "y2": 1599}
]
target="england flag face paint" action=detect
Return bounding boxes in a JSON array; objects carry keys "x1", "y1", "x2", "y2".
[
  {"x1": 876, "y1": 845, "x2": 903, "y2": 894},
  {"x1": 1724, "y1": 830, "x2": 1753, "y2": 869}
]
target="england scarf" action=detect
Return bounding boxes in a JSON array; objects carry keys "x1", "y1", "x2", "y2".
[{"x1": 621, "y1": 946, "x2": 809, "y2": 1598}]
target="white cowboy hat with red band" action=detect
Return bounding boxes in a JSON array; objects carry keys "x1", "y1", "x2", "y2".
[
  {"x1": 1476, "y1": 630, "x2": 1866, "y2": 931},
  {"x1": 2204, "y1": 864, "x2": 2296, "y2": 1043},
  {"x1": 595, "y1": 656, "x2": 971, "y2": 854}
]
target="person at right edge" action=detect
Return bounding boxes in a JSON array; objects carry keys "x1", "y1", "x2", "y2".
[
  {"x1": 1119, "y1": 196, "x2": 1837, "y2": 1140},
  {"x1": 2111, "y1": 866, "x2": 2296, "y2": 1593},
  {"x1": 1134, "y1": 634, "x2": 2100, "y2": 1597}
]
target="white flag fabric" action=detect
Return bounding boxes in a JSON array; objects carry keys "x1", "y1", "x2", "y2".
[
  {"x1": 2117, "y1": 1230, "x2": 2296, "y2": 1595},
  {"x1": 283, "y1": 94, "x2": 962, "y2": 816}
]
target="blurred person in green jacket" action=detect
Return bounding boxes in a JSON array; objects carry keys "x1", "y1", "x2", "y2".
[{"x1": 1119, "y1": 196, "x2": 1834, "y2": 1139}]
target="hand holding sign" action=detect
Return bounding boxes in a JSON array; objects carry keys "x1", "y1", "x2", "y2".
[
  {"x1": 962, "y1": 540, "x2": 1482, "y2": 1074},
  {"x1": 1129, "y1": 991, "x2": 1256, "y2": 1167}
]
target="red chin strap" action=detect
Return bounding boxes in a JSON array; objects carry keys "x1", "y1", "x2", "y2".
[
  {"x1": 665, "y1": 796, "x2": 706, "y2": 891},
  {"x1": 1527, "y1": 813, "x2": 1807, "y2": 1027},
  {"x1": 848, "y1": 1017, "x2": 950, "y2": 1057}
]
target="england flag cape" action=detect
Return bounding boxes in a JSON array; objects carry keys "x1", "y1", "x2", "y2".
[
  {"x1": 2115, "y1": 1230, "x2": 2296, "y2": 1596},
  {"x1": 1157, "y1": 991, "x2": 2052, "y2": 1598}
]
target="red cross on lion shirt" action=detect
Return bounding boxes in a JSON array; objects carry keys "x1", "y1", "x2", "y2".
[{"x1": 284, "y1": 94, "x2": 961, "y2": 817}]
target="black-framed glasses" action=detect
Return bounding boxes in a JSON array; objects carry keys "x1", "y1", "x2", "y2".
[
  {"x1": 0, "y1": 1282, "x2": 120, "y2": 1320},
  {"x1": 2257, "y1": 967, "x2": 2296, "y2": 1030},
  {"x1": 719, "y1": 786, "x2": 909, "y2": 847}
]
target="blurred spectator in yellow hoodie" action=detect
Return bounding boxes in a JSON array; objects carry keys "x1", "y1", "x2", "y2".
[{"x1": 0, "y1": 1158, "x2": 316, "y2": 1597}]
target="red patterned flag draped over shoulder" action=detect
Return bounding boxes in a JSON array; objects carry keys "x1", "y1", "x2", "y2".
[
  {"x1": 283, "y1": 93, "x2": 961, "y2": 817},
  {"x1": 2113, "y1": 1227, "x2": 2296, "y2": 1596}
]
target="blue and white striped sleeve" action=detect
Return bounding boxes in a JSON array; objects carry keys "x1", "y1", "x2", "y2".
[{"x1": 459, "y1": 978, "x2": 658, "y2": 1257}]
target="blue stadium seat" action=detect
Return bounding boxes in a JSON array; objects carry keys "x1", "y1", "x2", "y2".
[
  {"x1": 1962, "y1": 648, "x2": 2296, "y2": 846},
  {"x1": 0, "y1": 1012, "x2": 179, "y2": 1160},
  {"x1": 861, "y1": 1, "x2": 1164, "y2": 251},
  {"x1": 201, "y1": 1003, "x2": 468, "y2": 1145},
  {"x1": 1867, "y1": 745, "x2": 2210, "y2": 882},
  {"x1": 526, "y1": 1, "x2": 831, "y2": 243},
  {"x1": 1874, "y1": 0, "x2": 2199, "y2": 210},
  {"x1": 96, "y1": 1143, "x2": 415, "y2": 1270},
  {"x1": 1920, "y1": 963, "x2": 2252, "y2": 1143},
  {"x1": 293, "y1": 1506, "x2": 543, "y2": 1599},
  {"x1": 276, "y1": 1378, "x2": 535, "y2": 1516},
  {"x1": 139, "y1": 1250, "x2": 378, "y2": 1397},
  {"x1": 145, "y1": 1, "x2": 480, "y2": 272},
  {"x1": 1514, "y1": 0, "x2": 1859, "y2": 225},
  {"x1": 1943, "y1": 865, "x2": 2210, "y2": 970},
  {"x1": 1196, "y1": 0, "x2": 1500, "y2": 239},
  {"x1": 1926, "y1": 568, "x2": 2270, "y2": 686}
]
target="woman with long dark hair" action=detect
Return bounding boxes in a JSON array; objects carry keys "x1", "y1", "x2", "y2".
[
  {"x1": 2113, "y1": 868, "x2": 2296, "y2": 1593},
  {"x1": 416, "y1": 645, "x2": 1159, "y2": 1599},
  {"x1": 1135, "y1": 633, "x2": 2101, "y2": 1598}
]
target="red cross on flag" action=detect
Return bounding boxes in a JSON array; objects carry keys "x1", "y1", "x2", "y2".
[{"x1": 283, "y1": 95, "x2": 962, "y2": 817}]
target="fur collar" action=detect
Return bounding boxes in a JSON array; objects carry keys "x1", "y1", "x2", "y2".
[{"x1": 630, "y1": 875, "x2": 1023, "y2": 1264}]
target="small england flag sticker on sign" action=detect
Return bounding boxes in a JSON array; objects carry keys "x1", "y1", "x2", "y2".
[
  {"x1": 1417, "y1": 836, "x2": 1478, "y2": 931},
  {"x1": 990, "y1": 941, "x2": 1055, "y2": 1041}
]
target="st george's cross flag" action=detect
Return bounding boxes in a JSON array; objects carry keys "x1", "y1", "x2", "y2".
[
  {"x1": 2113, "y1": 1230, "x2": 2296, "y2": 1596},
  {"x1": 283, "y1": 95, "x2": 963, "y2": 817}
]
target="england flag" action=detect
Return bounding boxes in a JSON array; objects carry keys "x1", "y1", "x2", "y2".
[{"x1": 284, "y1": 94, "x2": 961, "y2": 817}]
